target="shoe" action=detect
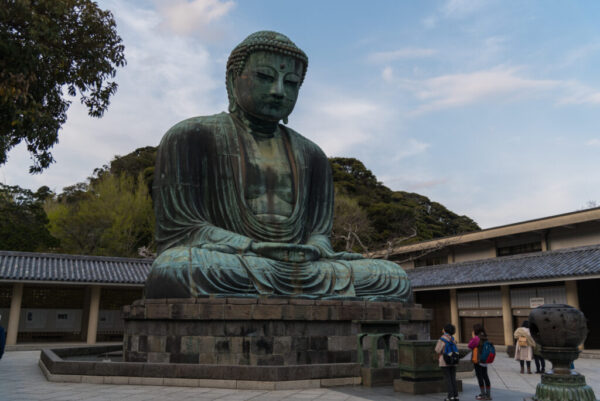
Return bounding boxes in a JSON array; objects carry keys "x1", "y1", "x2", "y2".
[
  {"x1": 476, "y1": 395, "x2": 486, "y2": 400},
  {"x1": 520, "y1": 367, "x2": 524, "y2": 374}
]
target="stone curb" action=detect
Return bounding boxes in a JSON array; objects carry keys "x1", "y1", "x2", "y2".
[{"x1": 39, "y1": 357, "x2": 361, "y2": 389}]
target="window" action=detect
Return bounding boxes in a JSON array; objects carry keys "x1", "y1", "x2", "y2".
[
  {"x1": 414, "y1": 255, "x2": 448, "y2": 267},
  {"x1": 497, "y1": 242, "x2": 541, "y2": 257}
]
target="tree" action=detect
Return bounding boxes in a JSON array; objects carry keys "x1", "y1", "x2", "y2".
[
  {"x1": 46, "y1": 173, "x2": 154, "y2": 257},
  {"x1": 0, "y1": 0, "x2": 126, "y2": 172},
  {"x1": 329, "y1": 157, "x2": 480, "y2": 251},
  {"x1": 332, "y1": 194, "x2": 373, "y2": 252},
  {"x1": 0, "y1": 184, "x2": 59, "y2": 251}
]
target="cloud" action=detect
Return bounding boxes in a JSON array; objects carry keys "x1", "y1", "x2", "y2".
[
  {"x1": 159, "y1": 0, "x2": 235, "y2": 37},
  {"x1": 558, "y1": 42, "x2": 600, "y2": 69},
  {"x1": 397, "y1": 67, "x2": 560, "y2": 114},
  {"x1": 559, "y1": 82, "x2": 600, "y2": 105},
  {"x1": 393, "y1": 138, "x2": 431, "y2": 161},
  {"x1": 587, "y1": 139, "x2": 600, "y2": 146},
  {"x1": 422, "y1": 16, "x2": 437, "y2": 29},
  {"x1": 422, "y1": 0, "x2": 489, "y2": 29},
  {"x1": 292, "y1": 85, "x2": 392, "y2": 156},
  {"x1": 442, "y1": 0, "x2": 486, "y2": 18},
  {"x1": 368, "y1": 48, "x2": 437, "y2": 63},
  {"x1": 381, "y1": 175, "x2": 448, "y2": 191},
  {"x1": 382, "y1": 66, "x2": 394, "y2": 82}
]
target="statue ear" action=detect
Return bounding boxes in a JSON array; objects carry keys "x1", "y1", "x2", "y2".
[{"x1": 226, "y1": 71, "x2": 238, "y2": 113}]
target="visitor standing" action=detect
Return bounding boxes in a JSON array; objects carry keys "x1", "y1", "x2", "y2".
[
  {"x1": 514, "y1": 320, "x2": 535, "y2": 374},
  {"x1": 468, "y1": 324, "x2": 492, "y2": 400},
  {"x1": 436, "y1": 323, "x2": 460, "y2": 401},
  {"x1": 0, "y1": 313, "x2": 6, "y2": 360},
  {"x1": 533, "y1": 343, "x2": 546, "y2": 374}
]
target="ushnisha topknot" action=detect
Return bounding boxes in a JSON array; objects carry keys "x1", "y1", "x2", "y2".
[{"x1": 226, "y1": 31, "x2": 309, "y2": 85}]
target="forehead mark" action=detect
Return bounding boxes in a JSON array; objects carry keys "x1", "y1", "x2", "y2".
[{"x1": 280, "y1": 63, "x2": 286, "y2": 70}]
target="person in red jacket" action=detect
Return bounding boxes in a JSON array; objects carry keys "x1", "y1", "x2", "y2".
[{"x1": 468, "y1": 324, "x2": 492, "y2": 400}]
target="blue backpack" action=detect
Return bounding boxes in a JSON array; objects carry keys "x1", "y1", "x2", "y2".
[
  {"x1": 479, "y1": 340, "x2": 496, "y2": 364},
  {"x1": 441, "y1": 336, "x2": 460, "y2": 365}
]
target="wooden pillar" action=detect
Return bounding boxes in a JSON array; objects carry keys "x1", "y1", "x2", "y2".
[
  {"x1": 565, "y1": 281, "x2": 579, "y2": 309},
  {"x1": 6, "y1": 283, "x2": 24, "y2": 346},
  {"x1": 450, "y1": 288, "x2": 460, "y2": 342},
  {"x1": 86, "y1": 286, "x2": 101, "y2": 345},
  {"x1": 565, "y1": 280, "x2": 584, "y2": 349},
  {"x1": 501, "y1": 285, "x2": 513, "y2": 346}
]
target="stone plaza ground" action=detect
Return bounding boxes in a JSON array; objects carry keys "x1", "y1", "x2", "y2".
[{"x1": 1, "y1": 350, "x2": 600, "y2": 400}]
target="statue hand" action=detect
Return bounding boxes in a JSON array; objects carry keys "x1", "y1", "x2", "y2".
[
  {"x1": 201, "y1": 243, "x2": 238, "y2": 254},
  {"x1": 251, "y1": 242, "x2": 320, "y2": 263},
  {"x1": 321, "y1": 250, "x2": 364, "y2": 261}
]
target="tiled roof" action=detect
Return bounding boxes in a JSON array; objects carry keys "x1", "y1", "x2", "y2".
[
  {"x1": 3, "y1": 245, "x2": 599, "y2": 288},
  {"x1": 0, "y1": 251, "x2": 152, "y2": 285},
  {"x1": 407, "y1": 244, "x2": 600, "y2": 289}
]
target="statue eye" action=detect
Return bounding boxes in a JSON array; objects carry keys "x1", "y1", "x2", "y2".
[
  {"x1": 255, "y1": 71, "x2": 275, "y2": 81},
  {"x1": 284, "y1": 79, "x2": 298, "y2": 87}
]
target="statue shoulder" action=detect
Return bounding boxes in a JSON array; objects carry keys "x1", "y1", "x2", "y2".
[
  {"x1": 159, "y1": 112, "x2": 230, "y2": 145},
  {"x1": 282, "y1": 125, "x2": 328, "y2": 160}
]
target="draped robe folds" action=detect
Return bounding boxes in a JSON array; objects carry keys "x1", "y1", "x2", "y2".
[{"x1": 145, "y1": 112, "x2": 411, "y2": 301}]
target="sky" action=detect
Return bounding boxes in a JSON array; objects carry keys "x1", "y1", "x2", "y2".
[{"x1": 2, "y1": 0, "x2": 600, "y2": 229}]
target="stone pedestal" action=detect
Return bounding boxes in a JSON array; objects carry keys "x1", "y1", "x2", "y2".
[
  {"x1": 121, "y1": 297, "x2": 430, "y2": 384},
  {"x1": 393, "y1": 340, "x2": 462, "y2": 395}
]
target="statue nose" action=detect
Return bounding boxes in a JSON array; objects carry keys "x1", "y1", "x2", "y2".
[{"x1": 270, "y1": 80, "x2": 284, "y2": 98}]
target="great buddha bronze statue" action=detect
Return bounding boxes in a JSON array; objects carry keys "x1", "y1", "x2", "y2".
[{"x1": 145, "y1": 31, "x2": 411, "y2": 301}]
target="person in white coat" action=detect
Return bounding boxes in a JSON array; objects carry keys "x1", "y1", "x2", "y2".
[{"x1": 513, "y1": 320, "x2": 535, "y2": 374}]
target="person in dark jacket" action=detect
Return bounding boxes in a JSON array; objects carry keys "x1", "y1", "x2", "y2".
[
  {"x1": 0, "y1": 313, "x2": 6, "y2": 360},
  {"x1": 468, "y1": 324, "x2": 492, "y2": 400},
  {"x1": 435, "y1": 323, "x2": 459, "y2": 401}
]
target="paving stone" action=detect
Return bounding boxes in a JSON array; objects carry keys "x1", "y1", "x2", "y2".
[
  {"x1": 236, "y1": 380, "x2": 276, "y2": 390},
  {"x1": 163, "y1": 377, "x2": 200, "y2": 387},
  {"x1": 81, "y1": 375, "x2": 104, "y2": 384},
  {"x1": 197, "y1": 379, "x2": 237, "y2": 388}
]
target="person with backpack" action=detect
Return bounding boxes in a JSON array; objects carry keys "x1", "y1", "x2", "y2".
[
  {"x1": 514, "y1": 320, "x2": 535, "y2": 374},
  {"x1": 468, "y1": 324, "x2": 493, "y2": 400},
  {"x1": 435, "y1": 323, "x2": 460, "y2": 401}
]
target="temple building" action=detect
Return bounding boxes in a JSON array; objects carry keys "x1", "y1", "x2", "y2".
[
  {"x1": 0, "y1": 253, "x2": 148, "y2": 346},
  {"x1": 1, "y1": 207, "x2": 600, "y2": 348},
  {"x1": 374, "y1": 207, "x2": 600, "y2": 348}
]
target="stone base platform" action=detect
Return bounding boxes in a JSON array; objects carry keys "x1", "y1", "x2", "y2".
[
  {"x1": 122, "y1": 297, "x2": 430, "y2": 369},
  {"x1": 39, "y1": 298, "x2": 431, "y2": 389}
]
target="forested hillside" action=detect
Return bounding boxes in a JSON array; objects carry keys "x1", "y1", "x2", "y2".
[{"x1": 0, "y1": 147, "x2": 479, "y2": 257}]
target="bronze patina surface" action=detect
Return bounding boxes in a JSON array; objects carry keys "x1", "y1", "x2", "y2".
[
  {"x1": 145, "y1": 31, "x2": 411, "y2": 301},
  {"x1": 527, "y1": 304, "x2": 597, "y2": 401}
]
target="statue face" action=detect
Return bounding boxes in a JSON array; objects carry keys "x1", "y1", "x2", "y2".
[{"x1": 233, "y1": 51, "x2": 303, "y2": 122}]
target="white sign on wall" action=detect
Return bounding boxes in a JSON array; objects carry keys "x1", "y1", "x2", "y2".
[{"x1": 530, "y1": 297, "x2": 545, "y2": 308}]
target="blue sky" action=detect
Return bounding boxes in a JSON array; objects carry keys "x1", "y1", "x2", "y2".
[{"x1": 2, "y1": 0, "x2": 600, "y2": 228}]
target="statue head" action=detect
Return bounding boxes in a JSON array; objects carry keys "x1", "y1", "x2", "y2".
[{"x1": 226, "y1": 31, "x2": 308, "y2": 124}]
